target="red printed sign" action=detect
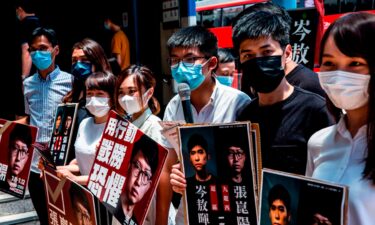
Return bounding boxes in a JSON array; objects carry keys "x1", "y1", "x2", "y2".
[
  {"x1": 0, "y1": 120, "x2": 37, "y2": 199},
  {"x1": 87, "y1": 110, "x2": 168, "y2": 225}
]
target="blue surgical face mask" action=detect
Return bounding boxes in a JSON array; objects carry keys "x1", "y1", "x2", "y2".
[
  {"x1": 71, "y1": 61, "x2": 92, "y2": 80},
  {"x1": 216, "y1": 75, "x2": 234, "y2": 86},
  {"x1": 104, "y1": 22, "x2": 110, "y2": 30},
  {"x1": 30, "y1": 50, "x2": 53, "y2": 70},
  {"x1": 171, "y1": 60, "x2": 209, "y2": 90}
]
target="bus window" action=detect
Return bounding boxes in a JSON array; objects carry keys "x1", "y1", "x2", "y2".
[
  {"x1": 324, "y1": 0, "x2": 375, "y2": 15},
  {"x1": 222, "y1": 5, "x2": 244, "y2": 26},
  {"x1": 341, "y1": 0, "x2": 375, "y2": 12},
  {"x1": 324, "y1": 0, "x2": 340, "y2": 15},
  {"x1": 196, "y1": 11, "x2": 202, "y2": 26},
  {"x1": 201, "y1": 9, "x2": 222, "y2": 28}
]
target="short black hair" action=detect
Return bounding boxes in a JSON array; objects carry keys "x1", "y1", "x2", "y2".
[
  {"x1": 232, "y1": 3, "x2": 290, "y2": 52},
  {"x1": 9, "y1": 124, "x2": 32, "y2": 148},
  {"x1": 28, "y1": 27, "x2": 58, "y2": 47},
  {"x1": 217, "y1": 48, "x2": 235, "y2": 64},
  {"x1": 187, "y1": 134, "x2": 208, "y2": 153},
  {"x1": 167, "y1": 26, "x2": 218, "y2": 58},
  {"x1": 104, "y1": 12, "x2": 123, "y2": 27},
  {"x1": 268, "y1": 184, "x2": 291, "y2": 212},
  {"x1": 131, "y1": 135, "x2": 159, "y2": 175},
  {"x1": 85, "y1": 71, "x2": 117, "y2": 108},
  {"x1": 232, "y1": 2, "x2": 291, "y2": 30}
]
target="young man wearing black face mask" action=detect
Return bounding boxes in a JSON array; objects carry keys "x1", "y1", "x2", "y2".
[
  {"x1": 232, "y1": 2, "x2": 325, "y2": 98},
  {"x1": 233, "y1": 3, "x2": 334, "y2": 175}
]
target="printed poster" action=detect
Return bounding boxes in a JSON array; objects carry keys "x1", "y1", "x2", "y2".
[
  {"x1": 87, "y1": 110, "x2": 168, "y2": 225},
  {"x1": 43, "y1": 167, "x2": 97, "y2": 225},
  {"x1": 288, "y1": 7, "x2": 318, "y2": 69},
  {"x1": 178, "y1": 122, "x2": 258, "y2": 225},
  {"x1": 0, "y1": 120, "x2": 37, "y2": 198},
  {"x1": 49, "y1": 103, "x2": 78, "y2": 166},
  {"x1": 260, "y1": 168, "x2": 348, "y2": 225}
]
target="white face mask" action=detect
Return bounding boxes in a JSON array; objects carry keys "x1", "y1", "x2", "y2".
[
  {"x1": 318, "y1": 70, "x2": 370, "y2": 110},
  {"x1": 118, "y1": 90, "x2": 150, "y2": 115},
  {"x1": 85, "y1": 97, "x2": 111, "y2": 117}
]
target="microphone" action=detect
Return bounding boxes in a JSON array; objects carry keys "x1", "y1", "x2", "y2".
[{"x1": 178, "y1": 83, "x2": 194, "y2": 123}]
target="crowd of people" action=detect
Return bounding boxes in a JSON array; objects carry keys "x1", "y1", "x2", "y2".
[{"x1": 7, "y1": 0, "x2": 375, "y2": 225}]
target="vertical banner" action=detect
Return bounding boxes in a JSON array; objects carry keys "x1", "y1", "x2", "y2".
[
  {"x1": 178, "y1": 122, "x2": 258, "y2": 225},
  {"x1": 49, "y1": 103, "x2": 78, "y2": 166},
  {"x1": 87, "y1": 110, "x2": 168, "y2": 225},
  {"x1": 43, "y1": 167, "x2": 97, "y2": 225},
  {"x1": 0, "y1": 120, "x2": 38, "y2": 198},
  {"x1": 259, "y1": 169, "x2": 348, "y2": 225},
  {"x1": 288, "y1": 7, "x2": 318, "y2": 69}
]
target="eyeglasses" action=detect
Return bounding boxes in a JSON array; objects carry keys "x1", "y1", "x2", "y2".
[
  {"x1": 131, "y1": 161, "x2": 152, "y2": 185},
  {"x1": 10, "y1": 146, "x2": 29, "y2": 160},
  {"x1": 228, "y1": 150, "x2": 244, "y2": 160},
  {"x1": 168, "y1": 56, "x2": 207, "y2": 68},
  {"x1": 28, "y1": 46, "x2": 51, "y2": 53}
]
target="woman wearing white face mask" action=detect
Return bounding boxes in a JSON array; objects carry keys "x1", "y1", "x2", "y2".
[
  {"x1": 56, "y1": 71, "x2": 116, "y2": 185},
  {"x1": 113, "y1": 65, "x2": 178, "y2": 225},
  {"x1": 306, "y1": 12, "x2": 375, "y2": 225}
]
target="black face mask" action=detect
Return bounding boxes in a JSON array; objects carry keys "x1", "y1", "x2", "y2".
[{"x1": 240, "y1": 55, "x2": 285, "y2": 94}]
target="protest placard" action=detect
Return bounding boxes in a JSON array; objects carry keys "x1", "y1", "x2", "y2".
[
  {"x1": 49, "y1": 103, "x2": 78, "y2": 166},
  {"x1": 178, "y1": 122, "x2": 258, "y2": 225},
  {"x1": 0, "y1": 120, "x2": 37, "y2": 198},
  {"x1": 87, "y1": 110, "x2": 168, "y2": 225},
  {"x1": 260, "y1": 168, "x2": 348, "y2": 225}
]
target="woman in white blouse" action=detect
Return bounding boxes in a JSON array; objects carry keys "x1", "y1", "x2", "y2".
[
  {"x1": 113, "y1": 65, "x2": 177, "y2": 225},
  {"x1": 56, "y1": 71, "x2": 117, "y2": 184},
  {"x1": 306, "y1": 12, "x2": 375, "y2": 225}
]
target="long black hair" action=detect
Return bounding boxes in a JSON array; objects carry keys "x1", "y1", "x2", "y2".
[{"x1": 320, "y1": 12, "x2": 375, "y2": 183}]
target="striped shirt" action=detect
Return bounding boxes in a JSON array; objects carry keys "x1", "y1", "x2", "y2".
[{"x1": 23, "y1": 66, "x2": 73, "y2": 171}]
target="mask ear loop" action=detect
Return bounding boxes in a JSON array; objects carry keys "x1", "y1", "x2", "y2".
[{"x1": 141, "y1": 88, "x2": 153, "y2": 109}]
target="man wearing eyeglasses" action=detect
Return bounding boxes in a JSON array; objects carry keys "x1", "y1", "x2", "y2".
[
  {"x1": 219, "y1": 131, "x2": 257, "y2": 225},
  {"x1": 115, "y1": 135, "x2": 159, "y2": 225},
  {"x1": 5, "y1": 124, "x2": 32, "y2": 190},
  {"x1": 164, "y1": 26, "x2": 250, "y2": 125},
  {"x1": 226, "y1": 145, "x2": 246, "y2": 184},
  {"x1": 165, "y1": 26, "x2": 251, "y2": 225}
]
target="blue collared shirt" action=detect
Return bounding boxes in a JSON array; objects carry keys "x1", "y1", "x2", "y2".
[{"x1": 23, "y1": 66, "x2": 73, "y2": 171}]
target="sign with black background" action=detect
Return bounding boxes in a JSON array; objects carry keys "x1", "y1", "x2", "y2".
[{"x1": 288, "y1": 7, "x2": 318, "y2": 69}]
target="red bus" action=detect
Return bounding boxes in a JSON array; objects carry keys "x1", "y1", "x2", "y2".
[
  {"x1": 323, "y1": 0, "x2": 375, "y2": 29},
  {"x1": 195, "y1": 0, "x2": 268, "y2": 48},
  {"x1": 196, "y1": 0, "x2": 375, "y2": 48}
]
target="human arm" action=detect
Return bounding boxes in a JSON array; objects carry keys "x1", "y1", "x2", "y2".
[
  {"x1": 170, "y1": 162, "x2": 187, "y2": 195},
  {"x1": 305, "y1": 143, "x2": 314, "y2": 177},
  {"x1": 56, "y1": 166, "x2": 88, "y2": 185},
  {"x1": 21, "y1": 43, "x2": 32, "y2": 79},
  {"x1": 114, "y1": 53, "x2": 122, "y2": 69},
  {"x1": 15, "y1": 115, "x2": 29, "y2": 124},
  {"x1": 155, "y1": 149, "x2": 178, "y2": 225},
  {"x1": 311, "y1": 213, "x2": 332, "y2": 225}
]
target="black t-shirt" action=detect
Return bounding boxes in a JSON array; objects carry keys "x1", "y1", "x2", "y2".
[
  {"x1": 286, "y1": 64, "x2": 325, "y2": 97},
  {"x1": 237, "y1": 87, "x2": 334, "y2": 174},
  {"x1": 186, "y1": 175, "x2": 220, "y2": 225}
]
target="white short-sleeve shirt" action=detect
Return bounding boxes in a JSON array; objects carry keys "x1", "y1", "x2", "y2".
[{"x1": 307, "y1": 117, "x2": 375, "y2": 225}]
